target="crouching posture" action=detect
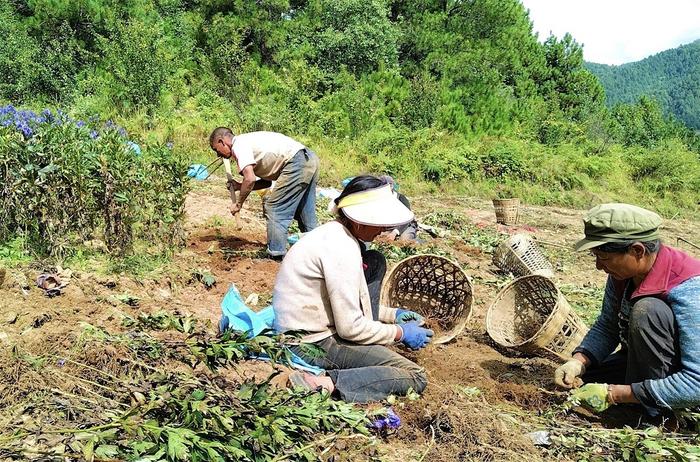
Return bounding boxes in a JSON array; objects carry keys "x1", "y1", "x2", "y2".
[
  {"x1": 273, "y1": 175, "x2": 433, "y2": 402},
  {"x1": 555, "y1": 203, "x2": 700, "y2": 416}
]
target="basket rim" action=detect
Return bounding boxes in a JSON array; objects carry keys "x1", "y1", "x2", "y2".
[
  {"x1": 493, "y1": 234, "x2": 554, "y2": 276},
  {"x1": 492, "y1": 197, "x2": 520, "y2": 204},
  {"x1": 485, "y1": 274, "x2": 564, "y2": 348},
  {"x1": 380, "y1": 253, "x2": 474, "y2": 344}
]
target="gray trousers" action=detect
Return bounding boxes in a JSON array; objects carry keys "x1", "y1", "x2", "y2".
[
  {"x1": 290, "y1": 250, "x2": 427, "y2": 403},
  {"x1": 292, "y1": 335, "x2": 428, "y2": 403},
  {"x1": 582, "y1": 297, "x2": 680, "y2": 414}
]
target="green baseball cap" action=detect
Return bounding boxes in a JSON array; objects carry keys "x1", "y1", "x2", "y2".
[{"x1": 574, "y1": 203, "x2": 662, "y2": 252}]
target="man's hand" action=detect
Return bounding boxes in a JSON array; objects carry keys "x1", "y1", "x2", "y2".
[
  {"x1": 227, "y1": 178, "x2": 242, "y2": 191},
  {"x1": 229, "y1": 203, "x2": 242, "y2": 216},
  {"x1": 554, "y1": 359, "x2": 586, "y2": 388},
  {"x1": 569, "y1": 383, "x2": 613, "y2": 413}
]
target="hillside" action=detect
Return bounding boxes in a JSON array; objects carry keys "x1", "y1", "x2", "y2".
[
  {"x1": 3, "y1": 1, "x2": 700, "y2": 460},
  {"x1": 586, "y1": 39, "x2": 700, "y2": 130}
]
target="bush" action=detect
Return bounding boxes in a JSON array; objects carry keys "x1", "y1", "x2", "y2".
[
  {"x1": 627, "y1": 140, "x2": 700, "y2": 194},
  {"x1": 204, "y1": 13, "x2": 250, "y2": 92},
  {"x1": 478, "y1": 140, "x2": 530, "y2": 180},
  {"x1": 0, "y1": 105, "x2": 189, "y2": 257}
]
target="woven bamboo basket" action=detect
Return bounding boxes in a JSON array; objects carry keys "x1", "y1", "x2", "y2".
[
  {"x1": 492, "y1": 198, "x2": 520, "y2": 225},
  {"x1": 492, "y1": 234, "x2": 555, "y2": 278},
  {"x1": 381, "y1": 255, "x2": 473, "y2": 344},
  {"x1": 486, "y1": 275, "x2": 588, "y2": 360}
]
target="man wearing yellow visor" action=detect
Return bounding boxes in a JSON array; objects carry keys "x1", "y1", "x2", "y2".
[{"x1": 273, "y1": 175, "x2": 434, "y2": 402}]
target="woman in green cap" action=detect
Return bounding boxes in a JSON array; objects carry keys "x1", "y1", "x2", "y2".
[{"x1": 554, "y1": 203, "x2": 700, "y2": 417}]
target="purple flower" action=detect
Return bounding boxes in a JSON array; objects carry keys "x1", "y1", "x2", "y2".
[
  {"x1": 76, "y1": 120, "x2": 86, "y2": 128},
  {"x1": 166, "y1": 141, "x2": 174, "y2": 149},
  {"x1": 57, "y1": 359, "x2": 66, "y2": 367},
  {"x1": 369, "y1": 408, "x2": 401, "y2": 431},
  {"x1": 90, "y1": 130, "x2": 99, "y2": 139}
]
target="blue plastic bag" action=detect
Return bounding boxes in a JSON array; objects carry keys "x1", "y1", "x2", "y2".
[
  {"x1": 218, "y1": 284, "x2": 324, "y2": 375},
  {"x1": 187, "y1": 164, "x2": 209, "y2": 181}
]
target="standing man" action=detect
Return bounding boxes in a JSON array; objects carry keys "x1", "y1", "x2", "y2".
[{"x1": 209, "y1": 128, "x2": 320, "y2": 258}]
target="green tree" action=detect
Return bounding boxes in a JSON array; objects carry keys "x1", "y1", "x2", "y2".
[
  {"x1": 306, "y1": 0, "x2": 400, "y2": 74},
  {"x1": 540, "y1": 33, "x2": 605, "y2": 121},
  {"x1": 609, "y1": 96, "x2": 669, "y2": 148}
]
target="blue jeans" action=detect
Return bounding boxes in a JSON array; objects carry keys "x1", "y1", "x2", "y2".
[{"x1": 265, "y1": 149, "x2": 319, "y2": 257}]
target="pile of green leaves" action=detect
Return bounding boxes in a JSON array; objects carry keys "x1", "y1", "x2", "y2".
[
  {"x1": 122, "y1": 311, "x2": 198, "y2": 334},
  {"x1": 2, "y1": 315, "x2": 372, "y2": 461},
  {"x1": 62, "y1": 373, "x2": 369, "y2": 462},
  {"x1": 546, "y1": 421, "x2": 700, "y2": 461}
]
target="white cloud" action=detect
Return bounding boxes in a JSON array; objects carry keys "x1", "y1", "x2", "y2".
[{"x1": 520, "y1": 0, "x2": 700, "y2": 64}]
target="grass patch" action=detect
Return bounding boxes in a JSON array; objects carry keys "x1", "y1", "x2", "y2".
[
  {"x1": 559, "y1": 283, "x2": 605, "y2": 326},
  {"x1": 0, "y1": 238, "x2": 32, "y2": 268}
]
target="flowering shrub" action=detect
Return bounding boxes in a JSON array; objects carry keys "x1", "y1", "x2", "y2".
[{"x1": 0, "y1": 105, "x2": 189, "y2": 256}]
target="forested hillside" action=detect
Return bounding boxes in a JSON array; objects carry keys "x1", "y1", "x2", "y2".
[
  {"x1": 2, "y1": 0, "x2": 699, "y2": 214},
  {"x1": 587, "y1": 40, "x2": 700, "y2": 131}
]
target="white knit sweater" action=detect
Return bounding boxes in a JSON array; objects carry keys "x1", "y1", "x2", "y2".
[{"x1": 272, "y1": 221, "x2": 399, "y2": 344}]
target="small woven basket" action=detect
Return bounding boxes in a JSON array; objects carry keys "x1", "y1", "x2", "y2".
[
  {"x1": 381, "y1": 254, "x2": 473, "y2": 344},
  {"x1": 492, "y1": 234, "x2": 555, "y2": 278},
  {"x1": 492, "y1": 198, "x2": 520, "y2": 225},
  {"x1": 486, "y1": 275, "x2": 588, "y2": 360}
]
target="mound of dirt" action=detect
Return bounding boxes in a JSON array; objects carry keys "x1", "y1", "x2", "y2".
[{"x1": 397, "y1": 388, "x2": 544, "y2": 462}]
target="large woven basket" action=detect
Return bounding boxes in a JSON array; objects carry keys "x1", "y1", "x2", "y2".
[
  {"x1": 492, "y1": 234, "x2": 555, "y2": 278},
  {"x1": 492, "y1": 198, "x2": 520, "y2": 225},
  {"x1": 486, "y1": 275, "x2": 588, "y2": 360},
  {"x1": 381, "y1": 255, "x2": 473, "y2": 344}
]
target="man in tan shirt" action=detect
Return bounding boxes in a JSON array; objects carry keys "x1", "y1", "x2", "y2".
[{"x1": 209, "y1": 128, "x2": 319, "y2": 258}]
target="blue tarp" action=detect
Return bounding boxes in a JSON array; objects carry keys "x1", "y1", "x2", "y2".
[{"x1": 219, "y1": 284, "x2": 324, "y2": 375}]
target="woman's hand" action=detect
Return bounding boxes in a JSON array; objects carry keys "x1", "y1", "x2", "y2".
[
  {"x1": 399, "y1": 322, "x2": 434, "y2": 350},
  {"x1": 395, "y1": 309, "x2": 425, "y2": 325}
]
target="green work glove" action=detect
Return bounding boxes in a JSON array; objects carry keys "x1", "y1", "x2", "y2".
[
  {"x1": 569, "y1": 383, "x2": 611, "y2": 413},
  {"x1": 395, "y1": 309, "x2": 425, "y2": 325}
]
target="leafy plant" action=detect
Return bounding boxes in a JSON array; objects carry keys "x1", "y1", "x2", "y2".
[
  {"x1": 192, "y1": 269, "x2": 216, "y2": 289},
  {"x1": 122, "y1": 311, "x2": 197, "y2": 334}
]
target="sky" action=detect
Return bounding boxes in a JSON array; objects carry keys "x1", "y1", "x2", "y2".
[{"x1": 520, "y1": 0, "x2": 700, "y2": 65}]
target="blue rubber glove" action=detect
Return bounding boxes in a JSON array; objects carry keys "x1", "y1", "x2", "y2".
[
  {"x1": 399, "y1": 322, "x2": 434, "y2": 350},
  {"x1": 395, "y1": 308, "x2": 425, "y2": 325}
]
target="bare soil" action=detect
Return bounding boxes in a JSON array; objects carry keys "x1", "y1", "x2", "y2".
[{"x1": 2, "y1": 181, "x2": 699, "y2": 461}]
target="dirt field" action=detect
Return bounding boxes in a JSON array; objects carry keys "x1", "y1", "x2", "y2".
[{"x1": 2, "y1": 180, "x2": 699, "y2": 461}]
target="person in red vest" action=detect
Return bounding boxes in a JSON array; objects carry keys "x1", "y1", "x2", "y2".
[{"x1": 554, "y1": 203, "x2": 700, "y2": 417}]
